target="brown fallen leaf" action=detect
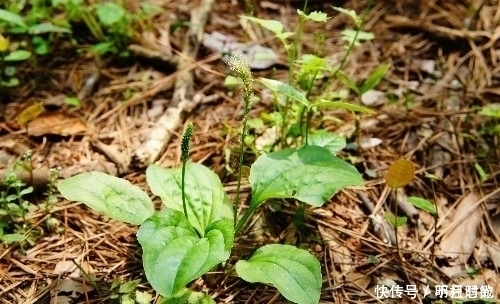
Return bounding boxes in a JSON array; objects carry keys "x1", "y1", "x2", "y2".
[
  {"x1": 26, "y1": 112, "x2": 87, "y2": 137},
  {"x1": 438, "y1": 193, "x2": 482, "y2": 264}
]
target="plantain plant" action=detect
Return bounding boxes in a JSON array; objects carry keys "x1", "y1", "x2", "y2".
[{"x1": 55, "y1": 6, "x2": 385, "y2": 304}]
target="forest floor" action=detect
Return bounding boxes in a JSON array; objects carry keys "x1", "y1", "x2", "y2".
[{"x1": 1, "y1": 0, "x2": 500, "y2": 303}]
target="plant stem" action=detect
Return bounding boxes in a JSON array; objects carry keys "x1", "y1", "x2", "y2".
[
  {"x1": 234, "y1": 120, "x2": 248, "y2": 224},
  {"x1": 228, "y1": 56, "x2": 253, "y2": 226},
  {"x1": 321, "y1": 0, "x2": 373, "y2": 93},
  {"x1": 235, "y1": 200, "x2": 257, "y2": 234},
  {"x1": 298, "y1": 72, "x2": 319, "y2": 143},
  {"x1": 430, "y1": 180, "x2": 438, "y2": 264},
  {"x1": 393, "y1": 188, "x2": 400, "y2": 257},
  {"x1": 181, "y1": 159, "x2": 188, "y2": 220}
]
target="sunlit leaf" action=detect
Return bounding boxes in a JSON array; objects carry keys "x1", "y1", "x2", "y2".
[
  {"x1": 385, "y1": 213, "x2": 407, "y2": 227},
  {"x1": 259, "y1": 78, "x2": 309, "y2": 107},
  {"x1": 250, "y1": 145, "x2": 363, "y2": 207},
  {"x1": 95, "y1": 3, "x2": 126, "y2": 26},
  {"x1": 57, "y1": 171, "x2": 155, "y2": 225},
  {"x1": 479, "y1": 104, "x2": 500, "y2": 118},
  {"x1": 240, "y1": 16, "x2": 284, "y2": 35},
  {"x1": 308, "y1": 130, "x2": 346, "y2": 155},
  {"x1": 137, "y1": 209, "x2": 233, "y2": 298},
  {"x1": 474, "y1": 163, "x2": 488, "y2": 183},
  {"x1": 385, "y1": 159, "x2": 415, "y2": 189},
  {"x1": 28, "y1": 22, "x2": 71, "y2": 34},
  {"x1": 0, "y1": 233, "x2": 25, "y2": 243},
  {"x1": 332, "y1": 7, "x2": 360, "y2": 25},
  {"x1": 297, "y1": 9, "x2": 329, "y2": 22},
  {"x1": 315, "y1": 100, "x2": 376, "y2": 114},
  {"x1": 236, "y1": 244, "x2": 321, "y2": 304},
  {"x1": 0, "y1": 9, "x2": 27, "y2": 28},
  {"x1": 4, "y1": 50, "x2": 31, "y2": 61},
  {"x1": 146, "y1": 163, "x2": 231, "y2": 235},
  {"x1": 360, "y1": 63, "x2": 390, "y2": 94},
  {"x1": 158, "y1": 288, "x2": 216, "y2": 304},
  {"x1": 407, "y1": 197, "x2": 436, "y2": 215}
]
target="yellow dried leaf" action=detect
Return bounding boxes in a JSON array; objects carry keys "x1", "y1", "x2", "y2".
[
  {"x1": 0, "y1": 34, "x2": 9, "y2": 52},
  {"x1": 385, "y1": 159, "x2": 414, "y2": 188},
  {"x1": 18, "y1": 102, "x2": 45, "y2": 126}
]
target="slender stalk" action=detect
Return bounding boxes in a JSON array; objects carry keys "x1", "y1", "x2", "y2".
[
  {"x1": 430, "y1": 180, "x2": 438, "y2": 264},
  {"x1": 180, "y1": 122, "x2": 194, "y2": 223},
  {"x1": 298, "y1": 71, "x2": 319, "y2": 142},
  {"x1": 234, "y1": 120, "x2": 248, "y2": 224},
  {"x1": 393, "y1": 188, "x2": 400, "y2": 256},
  {"x1": 235, "y1": 202, "x2": 256, "y2": 234},
  {"x1": 181, "y1": 159, "x2": 188, "y2": 219},
  {"x1": 227, "y1": 56, "x2": 254, "y2": 226}
]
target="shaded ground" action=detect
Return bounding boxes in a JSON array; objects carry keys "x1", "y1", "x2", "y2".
[{"x1": 1, "y1": 0, "x2": 500, "y2": 303}]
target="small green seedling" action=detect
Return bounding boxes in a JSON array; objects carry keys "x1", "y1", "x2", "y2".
[
  {"x1": 0, "y1": 159, "x2": 34, "y2": 246},
  {"x1": 478, "y1": 103, "x2": 500, "y2": 134},
  {"x1": 56, "y1": 5, "x2": 372, "y2": 300},
  {"x1": 110, "y1": 278, "x2": 152, "y2": 304},
  {"x1": 474, "y1": 162, "x2": 489, "y2": 183},
  {"x1": 407, "y1": 196, "x2": 437, "y2": 215},
  {"x1": 0, "y1": 32, "x2": 31, "y2": 87}
]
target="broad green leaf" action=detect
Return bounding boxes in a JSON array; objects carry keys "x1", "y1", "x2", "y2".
[
  {"x1": 385, "y1": 213, "x2": 407, "y2": 227},
  {"x1": 95, "y1": 3, "x2": 126, "y2": 26},
  {"x1": 250, "y1": 145, "x2": 363, "y2": 207},
  {"x1": 407, "y1": 197, "x2": 436, "y2": 215},
  {"x1": 332, "y1": 7, "x2": 361, "y2": 26},
  {"x1": 57, "y1": 171, "x2": 154, "y2": 225},
  {"x1": 259, "y1": 78, "x2": 309, "y2": 107},
  {"x1": 137, "y1": 209, "x2": 233, "y2": 298},
  {"x1": 385, "y1": 159, "x2": 415, "y2": 189},
  {"x1": 0, "y1": 9, "x2": 27, "y2": 28},
  {"x1": 297, "y1": 9, "x2": 329, "y2": 22},
  {"x1": 236, "y1": 244, "x2": 321, "y2": 304},
  {"x1": 240, "y1": 16, "x2": 284, "y2": 35},
  {"x1": 159, "y1": 288, "x2": 216, "y2": 304},
  {"x1": 315, "y1": 100, "x2": 375, "y2": 114},
  {"x1": 4, "y1": 50, "x2": 31, "y2": 61},
  {"x1": 308, "y1": 130, "x2": 346, "y2": 155},
  {"x1": 28, "y1": 22, "x2": 71, "y2": 34},
  {"x1": 360, "y1": 63, "x2": 390, "y2": 94},
  {"x1": 146, "y1": 163, "x2": 230, "y2": 235}
]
